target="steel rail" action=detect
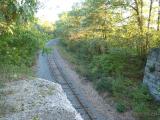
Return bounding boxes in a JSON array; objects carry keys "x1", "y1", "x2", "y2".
[{"x1": 47, "y1": 50, "x2": 96, "y2": 120}]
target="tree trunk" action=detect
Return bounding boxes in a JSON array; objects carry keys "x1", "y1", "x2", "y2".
[
  {"x1": 146, "y1": 0, "x2": 153, "y2": 51},
  {"x1": 140, "y1": 0, "x2": 143, "y2": 33},
  {"x1": 157, "y1": 0, "x2": 160, "y2": 31},
  {"x1": 147, "y1": 0, "x2": 153, "y2": 31},
  {"x1": 134, "y1": 0, "x2": 143, "y2": 34},
  {"x1": 134, "y1": 0, "x2": 145, "y2": 56}
]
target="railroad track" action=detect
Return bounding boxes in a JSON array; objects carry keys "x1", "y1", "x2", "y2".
[{"x1": 47, "y1": 48, "x2": 97, "y2": 120}]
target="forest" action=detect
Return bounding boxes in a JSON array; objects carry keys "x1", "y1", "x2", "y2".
[{"x1": 54, "y1": 0, "x2": 160, "y2": 119}]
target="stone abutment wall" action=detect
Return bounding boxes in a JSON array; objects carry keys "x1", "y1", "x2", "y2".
[{"x1": 143, "y1": 48, "x2": 160, "y2": 101}]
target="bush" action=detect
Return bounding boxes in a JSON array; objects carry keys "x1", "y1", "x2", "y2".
[
  {"x1": 131, "y1": 85, "x2": 153, "y2": 119},
  {"x1": 62, "y1": 39, "x2": 108, "y2": 61},
  {"x1": 112, "y1": 77, "x2": 134, "y2": 98},
  {"x1": 96, "y1": 77, "x2": 112, "y2": 92},
  {"x1": 89, "y1": 51, "x2": 128, "y2": 78},
  {"x1": 131, "y1": 85, "x2": 152, "y2": 103},
  {"x1": 116, "y1": 101, "x2": 126, "y2": 113},
  {"x1": 133, "y1": 102, "x2": 150, "y2": 113},
  {"x1": 0, "y1": 25, "x2": 48, "y2": 66}
]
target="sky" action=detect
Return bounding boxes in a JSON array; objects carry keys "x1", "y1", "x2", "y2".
[
  {"x1": 36, "y1": 0, "x2": 159, "y2": 26},
  {"x1": 36, "y1": 0, "x2": 81, "y2": 23}
]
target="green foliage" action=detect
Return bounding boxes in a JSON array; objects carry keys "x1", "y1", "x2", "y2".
[
  {"x1": 42, "y1": 47, "x2": 53, "y2": 55},
  {"x1": 90, "y1": 52, "x2": 125, "y2": 77},
  {"x1": 132, "y1": 87, "x2": 152, "y2": 118},
  {"x1": 0, "y1": 0, "x2": 38, "y2": 33},
  {"x1": 0, "y1": 1, "x2": 52, "y2": 117},
  {"x1": 32, "y1": 115, "x2": 40, "y2": 120},
  {"x1": 0, "y1": 64, "x2": 33, "y2": 82},
  {"x1": 0, "y1": 0, "x2": 38, "y2": 22},
  {"x1": 0, "y1": 24, "x2": 48, "y2": 66},
  {"x1": 131, "y1": 85, "x2": 152, "y2": 104},
  {"x1": 112, "y1": 77, "x2": 134, "y2": 98},
  {"x1": 96, "y1": 77, "x2": 112, "y2": 92},
  {"x1": 59, "y1": 42, "x2": 160, "y2": 119},
  {"x1": 54, "y1": 0, "x2": 160, "y2": 119},
  {"x1": 133, "y1": 102, "x2": 150, "y2": 113},
  {"x1": 0, "y1": 0, "x2": 45, "y2": 67},
  {"x1": 37, "y1": 21, "x2": 55, "y2": 35},
  {"x1": 116, "y1": 101, "x2": 126, "y2": 113}
]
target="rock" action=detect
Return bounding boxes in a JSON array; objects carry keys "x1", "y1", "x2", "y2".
[
  {"x1": 143, "y1": 48, "x2": 160, "y2": 101},
  {"x1": 0, "y1": 78, "x2": 83, "y2": 120}
]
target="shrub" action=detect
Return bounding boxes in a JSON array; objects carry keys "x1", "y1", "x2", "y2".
[
  {"x1": 0, "y1": 25, "x2": 48, "y2": 66},
  {"x1": 116, "y1": 101, "x2": 126, "y2": 113},
  {"x1": 96, "y1": 77, "x2": 112, "y2": 92},
  {"x1": 131, "y1": 85, "x2": 153, "y2": 119},
  {"x1": 112, "y1": 77, "x2": 134, "y2": 98},
  {"x1": 133, "y1": 102, "x2": 150, "y2": 113},
  {"x1": 89, "y1": 51, "x2": 128, "y2": 78},
  {"x1": 131, "y1": 85, "x2": 152, "y2": 103},
  {"x1": 133, "y1": 102, "x2": 152, "y2": 120}
]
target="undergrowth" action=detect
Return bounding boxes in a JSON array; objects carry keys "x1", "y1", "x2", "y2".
[{"x1": 59, "y1": 43, "x2": 160, "y2": 120}]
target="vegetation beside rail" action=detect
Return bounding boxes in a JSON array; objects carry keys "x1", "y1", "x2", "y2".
[
  {"x1": 0, "y1": 0, "x2": 53, "y2": 85},
  {"x1": 0, "y1": 1, "x2": 55, "y2": 117},
  {"x1": 55, "y1": 0, "x2": 160, "y2": 119}
]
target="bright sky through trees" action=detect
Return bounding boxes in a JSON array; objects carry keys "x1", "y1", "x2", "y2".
[{"x1": 36, "y1": 0, "x2": 82, "y2": 23}]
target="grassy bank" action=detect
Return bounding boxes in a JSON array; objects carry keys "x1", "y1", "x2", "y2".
[{"x1": 58, "y1": 43, "x2": 160, "y2": 120}]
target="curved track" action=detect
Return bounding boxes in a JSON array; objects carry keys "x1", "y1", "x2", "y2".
[
  {"x1": 47, "y1": 50, "x2": 96, "y2": 120},
  {"x1": 36, "y1": 39, "x2": 108, "y2": 120}
]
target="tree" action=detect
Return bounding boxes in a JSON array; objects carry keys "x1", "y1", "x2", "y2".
[
  {"x1": 55, "y1": 0, "x2": 160, "y2": 57},
  {"x1": 0, "y1": 0, "x2": 38, "y2": 33},
  {"x1": 146, "y1": 0, "x2": 153, "y2": 51}
]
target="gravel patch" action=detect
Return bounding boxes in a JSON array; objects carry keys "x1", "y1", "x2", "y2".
[{"x1": 0, "y1": 78, "x2": 83, "y2": 120}]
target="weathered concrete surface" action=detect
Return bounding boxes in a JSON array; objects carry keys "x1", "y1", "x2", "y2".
[
  {"x1": 143, "y1": 48, "x2": 160, "y2": 101},
  {"x1": 0, "y1": 78, "x2": 83, "y2": 120}
]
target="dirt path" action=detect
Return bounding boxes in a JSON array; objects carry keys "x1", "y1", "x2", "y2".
[{"x1": 37, "y1": 39, "x2": 136, "y2": 120}]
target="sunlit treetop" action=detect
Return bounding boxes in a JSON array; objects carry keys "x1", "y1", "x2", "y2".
[
  {"x1": 0, "y1": 0, "x2": 38, "y2": 24},
  {"x1": 0, "y1": 0, "x2": 38, "y2": 34}
]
